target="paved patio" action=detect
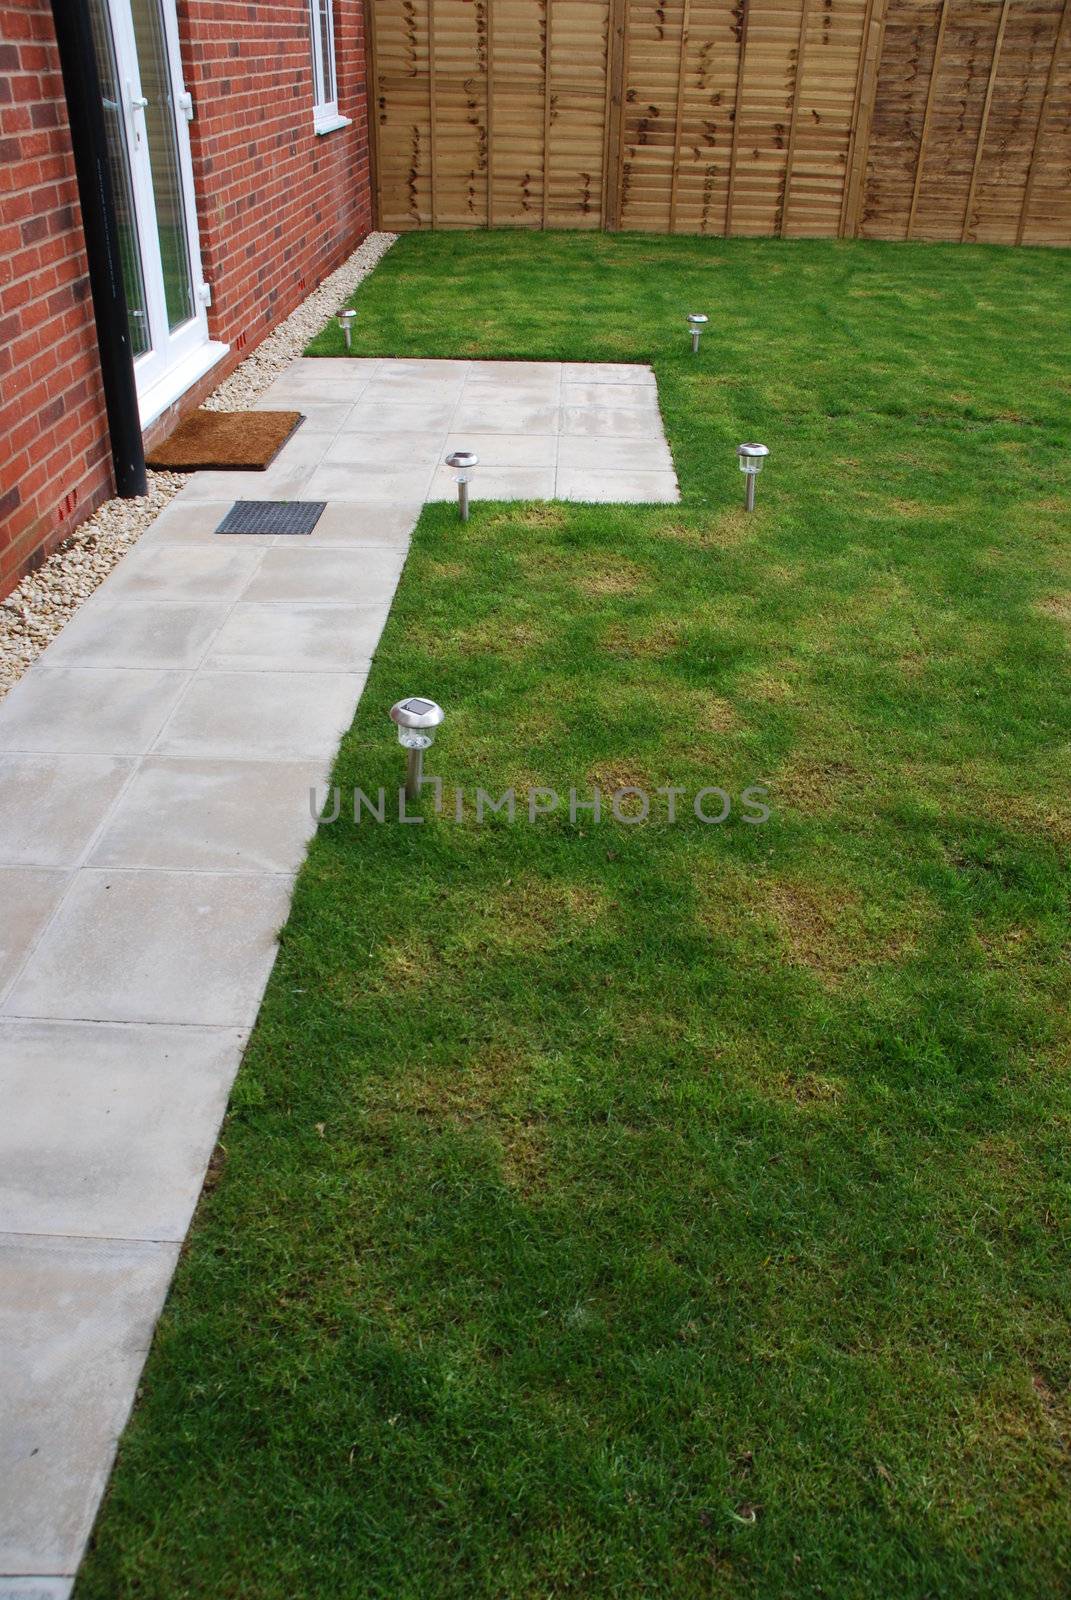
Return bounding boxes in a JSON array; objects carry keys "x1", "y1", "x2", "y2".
[{"x1": 0, "y1": 358, "x2": 677, "y2": 1594}]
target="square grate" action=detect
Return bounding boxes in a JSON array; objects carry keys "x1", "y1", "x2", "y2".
[{"x1": 215, "y1": 500, "x2": 326, "y2": 536}]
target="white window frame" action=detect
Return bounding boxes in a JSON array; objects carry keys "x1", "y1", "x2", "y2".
[{"x1": 309, "y1": 0, "x2": 349, "y2": 135}]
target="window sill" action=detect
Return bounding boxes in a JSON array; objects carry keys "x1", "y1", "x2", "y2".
[{"x1": 314, "y1": 113, "x2": 351, "y2": 136}]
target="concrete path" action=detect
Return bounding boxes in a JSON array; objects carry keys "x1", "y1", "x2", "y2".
[{"x1": 0, "y1": 358, "x2": 677, "y2": 1594}]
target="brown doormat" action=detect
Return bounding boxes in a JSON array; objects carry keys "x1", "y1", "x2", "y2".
[{"x1": 146, "y1": 409, "x2": 304, "y2": 471}]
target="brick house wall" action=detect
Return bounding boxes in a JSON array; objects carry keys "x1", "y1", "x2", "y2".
[{"x1": 0, "y1": 0, "x2": 372, "y2": 602}]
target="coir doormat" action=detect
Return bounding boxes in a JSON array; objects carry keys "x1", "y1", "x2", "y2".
[{"x1": 146, "y1": 409, "x2": 304, "y2": 471}]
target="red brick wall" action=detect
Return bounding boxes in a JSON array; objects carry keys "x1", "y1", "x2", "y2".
[
  {"x1": 179, "y1": 0, "x2": 372, "y2": 358},
  {"x1": 0, "y1": 0, "x2": 112, "y2": 599},
  {"x1": 0, "y1": 0, "x2": 372, "y2": 602}
]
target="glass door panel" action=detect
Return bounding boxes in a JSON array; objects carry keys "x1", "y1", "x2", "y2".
[
  {"x1": 128, "y1": 0, "x2": 194, "y2": 331},
  {"x1": 86, "y1": 0, "x2": 151, "y2": 358},
  {"x1": 88, "y1": 0, "x2": 211, "y2": 416}
]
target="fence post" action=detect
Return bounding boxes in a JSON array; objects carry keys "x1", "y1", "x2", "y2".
[{"x1": 840, "y1": 0, "x2": 888, "y2": 237}]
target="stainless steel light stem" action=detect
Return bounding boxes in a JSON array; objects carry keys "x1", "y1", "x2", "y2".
[{"x1": 405, "y1": 746, "x2": 424, "y2": 800}]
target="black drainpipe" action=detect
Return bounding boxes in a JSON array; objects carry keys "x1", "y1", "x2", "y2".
[{"x1": 49, "y1": 0, "x2": 147, "y2": 497}]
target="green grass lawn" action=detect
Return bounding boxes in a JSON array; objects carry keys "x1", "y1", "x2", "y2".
[{"x1": 78, "y1": 233, "x2": 1071, "y2": 1598}]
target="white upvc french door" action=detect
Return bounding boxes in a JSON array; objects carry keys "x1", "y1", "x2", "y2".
[{"x1": 89, "y1": 0, "x2": 223, "y2": 424}]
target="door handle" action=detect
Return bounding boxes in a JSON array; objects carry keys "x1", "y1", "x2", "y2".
[{"x1": 126, "y1": 83, "x2": 148, "y2": 144}]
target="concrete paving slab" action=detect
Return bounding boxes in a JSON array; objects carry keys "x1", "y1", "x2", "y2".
[
  {"x1": 562, "y1": 361, "x2": 656, "y2": 385},
  {"x1": 561, "y1": 405, "x2": 671, "y2": 439},
  {"x1": 3, "y1": 868, "x2": 294, "y2": 1026},
  {"x1": 251, "y1": 398, "x2": 355, "y2": 433},
  {"x1": 0, "y1": 757, "x2": 132, "y2": 868},
  {"x1": 451, "y1": 398, "x2": 561, "y2": 435},
  {"x1": 427, "y1": 466, "x2": 557, "y2": 502},
  {"x1": 322, "y1": 431, "x2": 443, "y2": 468},
  {"x1": 174, "y1": 460, "x2": 318, "y2": 502},
  {"x1": 0, "y1": 869, "x2": 71, "y2": 998},
  {"x1": 557, "y1": 435, "x2": 673, "y2": 471},
  {"x1": 42, "y1": 600, "x2": 229, "y2": 670},
  {"x1": 96, "y1": 542, "x2": 264, "y2": 602},
  {"x1": 288, "y1": 501, "x2": 421, "y2": 547},
  {"x1": 153, "y1": 670, "x2": 365, "y2": 760},
  {"x1": 561, "y1": 382, "x2": 661, "y2": 411},
  {"x1": 88, "y1": 756, "x2": 325, "y2": 873},
  {"x1": 442, "y1": 431, "x2": 559, "y2": 468},
  {"x1": 203, "y1": 601, "x2": 383, "y2": 673},
  {"x1": 0, "y1": 1579, "x2": 74, "y2": 1598},
  {"x1": 465, "y1": 361, "x2": 562, "y2": 390},
  {"x1": 339, "y1": 396, "x2": 457, "y2": 434},
  {"x1": 304, "y1": 462, "x2": 436, "y2": 502},
  {"x1": 0, "y1": 1020, "x2": 245, "y2": 1239},
  {"x1": 137, "y1": 500, "x2": 276, "y2": 547},
  {"x1": 0, "y1": 1568, "x2": 73, "y2": 1593},
  {"x1": 361, "y1": 375, "x2": 467, "y2": 404},
  {"x1": 259, "y1": 358, "x2": 381, "y2": 394},
  {"x1": 556, "y1": 468, "x2": 680, "y2": 503},
  {"x1": 0, "y1": 668, "x2": 190, "y2": 756},
  {"x1": 258, "y1": 429, "x2": 338, "y2": 469},
  {"x1": 0, "y1": 1233, "x2": 178, "y2": 1576},
  {"x1": 239, "y1": 545, "x2": 405, "y2": 605},
  {"x1": 377, "y1": 358, "x2": 471, "y2": 380}
]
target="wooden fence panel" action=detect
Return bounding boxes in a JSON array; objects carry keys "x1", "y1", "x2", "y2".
[
  {"x1": 372, "y1": 0, "x2": 434, "y2": 230},
  {"x1": 1018, "y1": 0, "x2": 1071, "y2": 242},
  {"x1": 966, "y1": 0, "x2": 1064, "y2": 242},
  {"x1": 667, "y1": 0, "x2": 744, "y2": 235},
  {"x1": 785, "y1": 0, "x2": 872, "y2": 235},
  {"x1": 489, "y1": 0, "x2": 546, "y2": 225},
  {"x1": 546, "y1": 0, "x2": 613, "y2": 226},
  {"x1": 366, "y1": 0, "x2": 1071, "y2": 244},
  {"x1": 619, "y1": 0, "x2": 689, "y2": 229}
]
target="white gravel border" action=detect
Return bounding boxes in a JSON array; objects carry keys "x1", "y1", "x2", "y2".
[{"x1": 0, "y1": 230, "x2": 398, "y2": 699}]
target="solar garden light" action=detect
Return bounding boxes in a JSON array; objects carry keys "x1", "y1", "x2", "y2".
[
  {"x1": 336, "y1": 308, "x2": 356, "y2": 351},
  {"x1": 687, "y1": 313, "x2": 709, "y2": 354},
  {"x1": 445, "y1": 449, "x2": 478, "y2": 522},
  {"x1": 736, "y1": 442, "x2": 769, "y2": 512},
  {"x1": 390, "y1": 696, "x2": 445, "y2": 801}
]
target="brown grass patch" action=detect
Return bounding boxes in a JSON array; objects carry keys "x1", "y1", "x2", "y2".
[
  {"x1": 766, "y1": 879, "x2": 862, "y2": 982},
  {"x1": 378, "y1": 937, "x2": 440, "y2": 989},
  {"x1": 1036, "y1": 594, "x2": 1071, "y2": 624},
  {"x1": 700, "y1": 696, "x2": 738, "y2": 734},
  {"x1": 486, "y1": 876, "x2": 609, "y2": 950},
  {"x1": 576, "y1": 559, "x2": 649, "y2": 599},
  {"x1": 496, "y1": 1118, "x2": 549, "y2": 1196},
  {"x1": 426, "y1": 560, "x2": 468, "y2": 582},
  {"x1": 775, "y1": 1071, "x2": 843, "y2": 1107},
  {"x1": 1007, "y1": 797, "x2": 1071, "y2": 851},
  {"x1": 454, "y1": 617, "x2": 548, "y2": 656},
  {"x1": 489, "y1": 503, "x2": 568, "y2": 532},
  {"x1": 1031, "y1": 1371, "x2": 1071, "y2": 1453},
  {"x1": 764, "y1": 878, "x2": 931, "y2": 987},
  {"x1": 886, "y1": 499, "x2": 933, "y2": 518},
  {"x1": 744, "y1": 666, "x2": 797, "y2": 704},
  {"x1": 659, "y1": 511, "x2": 755, "y2": 550},
  {"x1": 776, "y1": 759, "x2": 868, "y2": 816},
  {"x1": 601, "y1": 619, "x2": 680, "y2": 659}
]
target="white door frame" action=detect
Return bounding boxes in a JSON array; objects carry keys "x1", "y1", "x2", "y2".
[{"x1": 107, "y1": 0, "x2": 226, "y2": 424}]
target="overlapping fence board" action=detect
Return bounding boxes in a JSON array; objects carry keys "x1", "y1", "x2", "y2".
[{"x1": 366, "y1": 0, "x2": 1071, "y2": 244}]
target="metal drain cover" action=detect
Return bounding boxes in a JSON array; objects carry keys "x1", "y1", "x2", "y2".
[{"x1": 215, "y1": 501, "x2": 326, "y2": 536}]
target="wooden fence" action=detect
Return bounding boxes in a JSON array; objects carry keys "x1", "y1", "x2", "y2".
[{"x1": 364, "y1": 0, "x2": 1071, "y2": 245}]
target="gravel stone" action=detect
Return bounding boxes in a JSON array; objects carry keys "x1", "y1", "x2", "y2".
[{"x1": 0, "y1": 231, "x2": 398, "y2": 700}]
